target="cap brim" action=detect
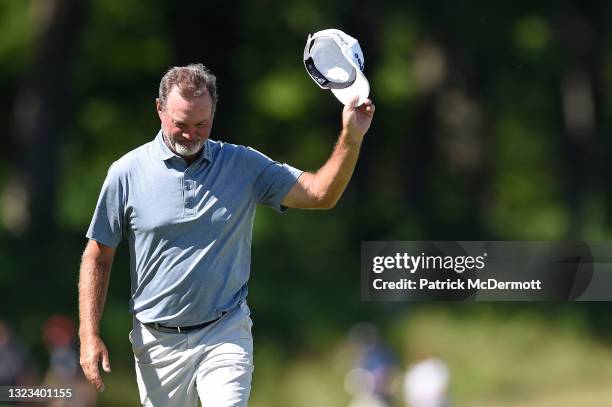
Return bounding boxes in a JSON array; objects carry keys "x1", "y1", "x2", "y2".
[{"x1": 330, "y1": 69, "x2": 369, "y2": 106}]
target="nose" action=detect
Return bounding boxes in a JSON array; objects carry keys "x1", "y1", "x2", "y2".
[{"x1": 182, "y1": 127, "x2": 197, "y2": 139}]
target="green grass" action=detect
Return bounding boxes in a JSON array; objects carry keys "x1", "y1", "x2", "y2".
[
  {"x1": 248, "y1": 307, "x2": 612, "y2": 406},
  {"x1": 393, "y1": 308, "x2": 612, "y2": 405}
]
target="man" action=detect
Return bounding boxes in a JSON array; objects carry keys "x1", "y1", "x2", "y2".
[{"x1": 79, "y1": 63, "x2": 374, "y2": 406}]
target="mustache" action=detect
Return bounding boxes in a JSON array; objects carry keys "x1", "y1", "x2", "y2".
[
  {"x1": 176, "y1": 138, "x2": 198, "y2": 144},
  {"x1": 163, "y1": 131, "x2": 201, "y2": 145}
]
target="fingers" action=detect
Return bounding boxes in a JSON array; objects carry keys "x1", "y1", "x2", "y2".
[
  {"x1": 359, "y1": 99, "x2": 375, "y2": 115},
  {"x1": 80, "y1": 341, "x2": 109, "y2": 392},
  {"x1": 102, "y1": 349, "x2": 112, "y2": 373},
  {"x1": 345, "y1": 96, "x2": 374, "y2": 111},
  {"x1": 346, "y1": 95, "x2": 360, "y2": 109},
  {"x1": 81, "y1": 357, "x2": 105, "y2": 392}
]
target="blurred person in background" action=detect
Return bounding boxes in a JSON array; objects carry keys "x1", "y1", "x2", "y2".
[
  {"x1": 42, "y1": 315, "x2": 96, "y2": 407},
  {"x1": 78, "y1": 63, "x2": 375, "y2": 406},
  {"x1": 344, "y1": 323, "x2": 401, "y2": 407},
  {"x1": 0, "y1": 320, "x2": 38, "y2": 388},
  {"x1": 403, "y1": 355, "x2": 450, "y2": 407}
]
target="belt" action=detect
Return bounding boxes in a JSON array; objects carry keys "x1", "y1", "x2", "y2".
[{"x1": 145, "y1": 312, "x2": 225, "y2": 334}]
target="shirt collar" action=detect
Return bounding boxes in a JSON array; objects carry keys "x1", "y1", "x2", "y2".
[{"x1": 154, "y1": 130, "x2": 213, "y2": 163}]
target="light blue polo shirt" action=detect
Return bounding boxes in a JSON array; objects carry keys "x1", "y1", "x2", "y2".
[{"x1": 86, "y1": 131, "x2": 303, "y2": 326}]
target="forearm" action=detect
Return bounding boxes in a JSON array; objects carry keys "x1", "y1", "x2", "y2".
[
  {"x1": 282, "y1": 98, "x2": 374, "y2": 209},
  {"x1": 307, "y1": 129, "x2": 363, "y2": 208},
  {"x1": 78, "y1": 246, "x2": 113, "y2": 338}
]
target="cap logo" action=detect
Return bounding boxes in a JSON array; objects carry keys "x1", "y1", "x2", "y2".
[
  {"x1": 354, "y1": 53, "x2": 364, "y2": 71},
  {"x1": 336, "y1": 34, "x2": 349, "y2": 47}
]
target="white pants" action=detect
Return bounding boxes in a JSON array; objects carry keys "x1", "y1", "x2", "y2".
[{"x1": 129, "y1": 302, "x2": 254, "y2": 407}]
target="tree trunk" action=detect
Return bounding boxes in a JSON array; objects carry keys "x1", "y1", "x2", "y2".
[{"x1": 4, "y1": 0, "x2": 88, "y2": 239}]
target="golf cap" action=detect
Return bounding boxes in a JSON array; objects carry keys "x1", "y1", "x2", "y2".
[{"x1": 303, "y1": 29, "x2": 370, "y2": 106}]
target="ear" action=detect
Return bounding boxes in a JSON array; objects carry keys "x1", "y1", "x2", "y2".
[{"x1": 156, "y1": 98, "x2": 164, "y2": 121}]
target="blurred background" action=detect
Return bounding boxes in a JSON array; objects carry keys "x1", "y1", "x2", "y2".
[{"x1": 2, "y1": 0, "x2": 612, "y2": 405}]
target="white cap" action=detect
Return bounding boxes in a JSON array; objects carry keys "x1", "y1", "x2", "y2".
[{"x1": 303, "y1": 28, "x2": 370, "y2": 106}]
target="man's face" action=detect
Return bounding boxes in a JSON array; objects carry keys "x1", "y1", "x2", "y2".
[{"x1": 156, "y1": 86, "x2": 214, "y2": 159}]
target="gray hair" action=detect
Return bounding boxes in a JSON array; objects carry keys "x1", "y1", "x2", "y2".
[{"x1": 158, "y1": 63, "x2": 218, "y2": 115}]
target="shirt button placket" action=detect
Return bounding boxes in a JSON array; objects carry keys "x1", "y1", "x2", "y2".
[{"x1": 184, "y1": 171, "x2": 196, "y2": 218}]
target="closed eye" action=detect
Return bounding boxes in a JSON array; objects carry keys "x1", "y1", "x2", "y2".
[{"x1": 174, "y1": 121, "x2": 207, "y2": 128}]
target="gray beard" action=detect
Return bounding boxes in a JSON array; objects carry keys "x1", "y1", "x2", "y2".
[{"x1": 163, "y1": 131, "x2": 204, "y2": 157}]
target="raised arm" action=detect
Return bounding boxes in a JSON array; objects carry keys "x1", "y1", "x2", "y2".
[
  {"x1": 78, "y1": 239, "x2": 115, "y2": 392},
  {"x1": 282, "y1": 98, "x2": 375, "y2": 209}
]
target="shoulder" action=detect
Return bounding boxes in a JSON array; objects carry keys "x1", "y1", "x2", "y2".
[
  {"x1": 218, "y1": 140, "x2": 274, "y2": 162},
  {"x1": 107, "y1": 140, "x2": 156, "y2": 179},
  {"x1": 208, "y1": 139, "x2": 245, "y2": 157},
  {"x1": 208, "y1": 139, "x2": 267, "y2": 164}
]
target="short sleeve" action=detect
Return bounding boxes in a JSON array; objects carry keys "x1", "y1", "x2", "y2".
[
  {"x1": 86, "y1": 162, "x2": 126, "y2": 247},
  {"x1": 246, "y1": 147, "x2": 303, "y2": 212}
]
